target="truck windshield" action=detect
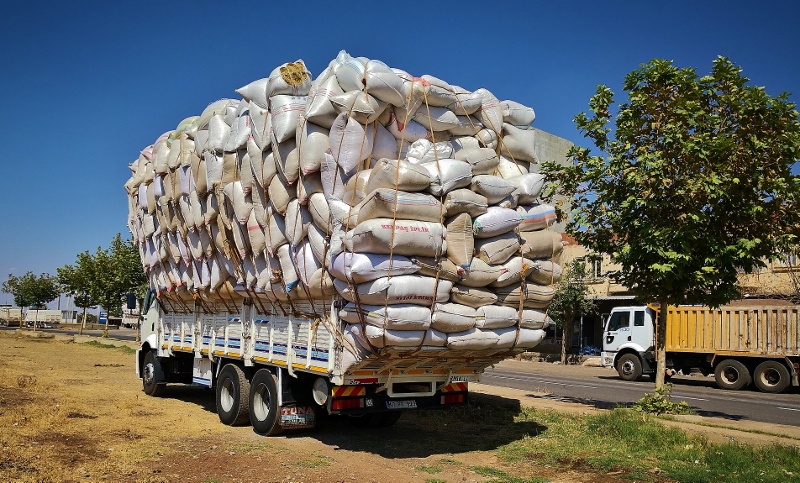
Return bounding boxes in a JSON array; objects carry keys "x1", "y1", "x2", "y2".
[{"x1": 606, "y1": 312, "x2": 630, "y2": 332}]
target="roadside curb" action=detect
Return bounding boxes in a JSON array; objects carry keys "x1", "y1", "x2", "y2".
[{"x1": 471, "y1": 382, "x2": 800, "y2": 447}]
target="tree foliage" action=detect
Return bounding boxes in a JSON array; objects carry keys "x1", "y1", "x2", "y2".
[
  {"x1": 1, "y1": 272, "x2": 60, "y2": 314},
  {"x1": 548, "y1": 259, "x2": 596, "y2": 364},
  {"x1": 58, "y1": 234, "x2": 147, "y2": 319},
  {"x1": 542, "y1": 57, "x2": 800, "y2": 386}
]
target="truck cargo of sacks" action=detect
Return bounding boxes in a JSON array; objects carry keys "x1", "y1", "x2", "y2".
[{"x1": 125, "y1": 51, "x2": 563, "y2": 354}]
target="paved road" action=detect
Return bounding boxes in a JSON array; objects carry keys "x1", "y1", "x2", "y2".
[
  {"x1": 482, "y1": 361, "x2": 800, "y2": 427},
  {"x1": 0, "y1": 326, "x2": 140, "y2": 342}
]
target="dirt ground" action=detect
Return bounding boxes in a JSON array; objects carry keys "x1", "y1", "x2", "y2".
[{"x1": 0, "y1": 331, "x2": 795, "y2": 483}]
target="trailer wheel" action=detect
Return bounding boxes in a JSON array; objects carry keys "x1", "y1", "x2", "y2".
[
  {"x1": 616, "y1": 353, "x2": 643, "y2": 381},
  {"x1": 753, "y1": 360, "x2": 790, "y2": 394},
  {"x1": 714, "y1": 359, "x2": 751, "y2": 390},
  {"x1": 249, "y1": 369, "x2": 284, "y2": 436},
  {"x1": 142, "y1": 351, "x2": 167, "y2": 397},
  {"x1": 216, "y1": 364, "x2": 251, "y2": 426}
]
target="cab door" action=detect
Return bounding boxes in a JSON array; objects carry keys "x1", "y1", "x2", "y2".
[{"x1": 603, "y1": 309, "x2": 632, "y2": 353}]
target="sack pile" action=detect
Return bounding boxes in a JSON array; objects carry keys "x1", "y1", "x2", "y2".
[{"x1": 125, "y1": 51, "x2": 565, "y2": 355}]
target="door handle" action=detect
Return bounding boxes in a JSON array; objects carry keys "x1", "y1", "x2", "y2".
[{"x1": 628, "y1": 336, "x2": 631, "y2": 341}]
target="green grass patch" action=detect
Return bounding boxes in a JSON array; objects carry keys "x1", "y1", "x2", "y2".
[
  {"x1": 83, "y1": 340, "x2": 136, "y2": 354},
  {"x1": 295, "y1": 457, "x2": 332, "y2": 468},
  {"x1": 414, "y1": 465, "x2": 442, "y2": 474},
  {"x1": 470, "y1": 466, "x2": 548, "y2": 483},
  {"x1": 492, "y1": 407, "x2": 800, "y2": 483}
]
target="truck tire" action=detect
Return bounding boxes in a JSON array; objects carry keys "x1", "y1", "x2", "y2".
[
  {"x1": 216, "y1": 364, "x2": 251, "y2": 426},
  {"x1": 249, "y1": 369, "x2": 284, "y2": 436},
  {"x1": 753, "y1": 360, "x2": 790, "y2": 394},
  {"x1": 142, "y1": 351, "x2": 167, "y2": 397},
  {"x1": 714, "y1": 359, "x2": 751, "y2": 391},
  {"x1": 616, "y1": 353, "x2": 643, "y2": 381}
]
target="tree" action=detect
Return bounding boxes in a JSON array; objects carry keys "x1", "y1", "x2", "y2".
[
  {"x1": 58, "y1": 234, "x2": 147, "y2": 337},
  {"x1": 1, "y1": 272, "x2": 60, "y2": 331},
  {"x1": 542, "y1": 57, "x2": 800, "y2": 387},
  {"x1": 548, "y1": 259, "x2": 596, "y2": 365}
]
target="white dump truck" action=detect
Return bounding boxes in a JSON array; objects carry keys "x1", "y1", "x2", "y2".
[
  {"x1": 602, "y1": 304, "x2": 800, "y2": 393},
  {"x1": 129, "y1": 52, "x2": 564, "y2": 435}
]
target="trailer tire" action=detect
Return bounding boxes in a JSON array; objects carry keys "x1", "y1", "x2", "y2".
[
  {"x1": 753, "y1": 360, "x2": 790, "y2": 394},
  {"x1": 249, "y1": 369, "x2": 284, "y2": 436},
  {"x1": 616, "y1": 353, "x2": 643, "y2": 381},
  {"x1": 714, "y1": 359, "x2": 751, "y2": 391},
  {"x1": 142, "y1": 351, "x2": 167, "y2": 397},
  {"x1": 216, "y1": 364, "x2": 251, "y2": 426}
]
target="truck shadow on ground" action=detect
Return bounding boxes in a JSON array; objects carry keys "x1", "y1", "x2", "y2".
[{"x1": 309, "y1": 395, "x2": 549, "y2": 458}]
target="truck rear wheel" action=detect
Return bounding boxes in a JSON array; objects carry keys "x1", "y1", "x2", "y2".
[
  {"x1": 714, "y1": 359, "x2": 751, "y2": 390},
  {"x1": 249, "y1": 369, "x2": 284, "y2": 436},
  {"x1": 142, "y1": 351, "x2": 167, "y2": 397},
  {"x1": 753, "y1": 360, "x2": 790, "y2": 393},
  {"x1": 616, "y1": 353, "x2": 643, "y2": 381},
  {"x1": 216, "y1": 364, "x2": 251, "y2": 426}
]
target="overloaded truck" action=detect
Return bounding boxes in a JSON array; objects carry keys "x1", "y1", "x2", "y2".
[
  {"x1": 128, "y1": 52, "x2": 565, "y2": 435},
  {"x1": 601, "y1": 304, "x2": 800, "y2": 393},
  {"x1": 0, "y1": 306, "x2": 23, "y2": 327}
]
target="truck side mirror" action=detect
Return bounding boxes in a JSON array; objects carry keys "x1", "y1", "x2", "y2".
[{"x1": 126, "y1": 292, "x2": 137, "y2": 310}]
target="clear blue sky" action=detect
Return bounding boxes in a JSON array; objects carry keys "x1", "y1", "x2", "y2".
[{"x1": 1, "y1": 1, "x2": 799, "y2": 307}]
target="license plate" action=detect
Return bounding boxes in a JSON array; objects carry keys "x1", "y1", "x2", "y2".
[
  {"x1": 386, "y1": 400, "x2": 417, "y2": 409},
  {"x1": 450, "y1": 376, "x2": 469, "y2": 382},
  {"x1": 280, "y1": 406, "x2": 316, "y2": 428}
]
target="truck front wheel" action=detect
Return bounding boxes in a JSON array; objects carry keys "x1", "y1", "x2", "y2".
[
  {"x1": 753, "y1": 360, "x2": 790, "y2": 394},
  {"x1": 249, "y1": 369, "x2": 284, "y2": 436},
  {"x1": 216, "y1": 364, "x2": 251, "y2": 426},
  {"x1": 142, "y1": 351, "x2": 167, "y2": 397},
  {"x1": 714, "y1": 359, "x2": 751, "y2": 390},
  {"x1": 616, "y1": 353, "x2": 643, "y2": 381}
]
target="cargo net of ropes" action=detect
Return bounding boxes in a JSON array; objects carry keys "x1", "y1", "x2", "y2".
[{"x1": 125, "y1": 51, "x2": 565, "y2": 363}]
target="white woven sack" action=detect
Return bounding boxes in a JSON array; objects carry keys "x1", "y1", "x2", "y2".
[
  {"x1": 297, "y1": 171, "x2": 323, "y2": 204},
  {"x1": 407, "y1": 139, "x2": 454, "y2": 164},
  {"x1": 470, "y1": 175, "x2": 516, "y2": 204},
  {"x1": 330, "y1": 91, "x2": 387, "y2": 124},
  {"x1": 277, "y1": 244, "x2": 300, "y2": 292},
  {"x1": 265, "y1": 208, "x2": 288, "y2": 255},
  {"x1": 248, "y1": 102, "x2": 271, "y2": 151},
  {"x1": 443, "y1": 189, "x2": 488, "y2": 218},
  {"x1": 454, "y1": 148, "x2": 498, "y2": 176},
  {"x1": 475, "y1": 305, "x2": 518, "y2": 329},
  {"x1": 332, "y1": 51, "x2": 368, "y2": 92},
  {"x1": 460, "y1": 258, "x2": 501, "y2": 287},
  {"x1": 500, "y1": 124, "x2": 539, "y2": 164},
  {"x1": 320, "y1": 152, "x2": 348, "y2": 201},
  {"x1": 448, "y1": 89, "x2": 483, "y2": 116},
  {"x1": 333, "y1": 275, "x2": 452, "y2": 306},
  {"x1": 496, "y1": 155, "x2": 529, "y2": 178},
  {"x1": 329, "y1": 112, "x2": 374, "y2": 176},
  {"x1": 431, "y1": 302, "x2": 477, "y2": 333},
  {"x1": 294, "y1": 240, "x2": 321, "y2": 286},
  {"x1": 284, "y1": 199, "x2": 312, "y2": 247},
  {"x1": 267, "y1": 172, "x2": 295, "y2": 215},
  {"x1": 520, "y1": 230, "x2": 563, "y2": 260},
  {"x1": 501, "y1": 100, "x2": 536, "y2": 126},
  {"x1": 386, "y1": 112, "x2": 430, "y2": 142},
  {"x1": 414, "y1": 106, "x2": 459, "y2": 131},
  {"x1": 225, "y1": 112, "x2": 250, "y2": 151},
  {"x1": 269, "y1": 95, "x2": 306, "y2": 144},
  {"x1": 266, "y1": 60, "x2": 312, "y2": 97},
  {"x1": 271, "y1": 132, "x2": 300, "y2": 184},
  {"x1": 519, "y1": 309, "x2": 553, "y2": 330},
  {"x1": 207, "y1": 115, "x2": 231, "y2": 152},
  {"x1": 344, "y1": 218, "x2": 446, "y2": 258},
  {"x1": 305, "y1": 74, "x2": 344, "y2": 128},
  {"x1": 448, "y1": 115, "x2": 483, "y2": 136},
  {"x1": 508, "y1": 173, "x2": 546, "y2": 204},
  {"x1": 306, "y1": 223, "x2": 328, "y2": 266},
  {"x1": 366, "y1": 158, "x2": 430, "y2": 194},
  {"x1": 446, "y1": 327, "x2": 499, "y2": 350},
  {"x1": 495, "y1": 327, "x2": 546, "y2": 349},
  {"x1": 473, "y1": 207, "x2": 522, "y2": 238},
  {"x1": 297, "y1": 120, "x2": 330, "y2": 175},
  {"x1": 495, "y1": 283, "x2": 555, "y2": 309},
  {"x1": 475, "y1": 88, "x2": 504, "y2": 133},
  {"x1": 349, "y1": 323, "x2": 447, "y2": 349},
  {"x1": 527, "y1": 260, "x2": 563, "y2": 285},
  {"x1": 449, "y1": 135, "x2": 481, "y2": 152},
  {"x1": 420, "y1": 74, "x2": 457, "y2": 107},
  {"x1": 445, "y1": 212, "x2": 473, "y2": 268},
  {"x1": 340, "y1": 303, "x2": 431, "y2": 330},
  {"x1": 329, "y1": 252, "x2": 418, "y2": 284},
  {"x1": 222, "y1": 181, "x2": 251, "y2": 224},
  {"x1": 370, "y1": 122, "x2": 399, "y2": 163},
  {"x1": 308, "y1": 193, "x2": 358, "y2": 233},
  {"x1": 342, "y1": 169, "x2": 371, "y2": 207},
  {"x1": 364, "y1": 60, "x2": 405, "y2": 106},
  {"x1": 476, "y1": 128, "x2": 498, "y2": 150},
  {"x1": 236, "y1": 77, "x2": 269, "y2": 109},
  {"x1": 517, "y1": 204, "x2": 556, "y2": 232},
  {"x1": 449, "y1": 285, "x2": 497, "y2": 308},
  {"x1": 357, "y1": 189, "x2": 443, "y2": 224},
  {"x1": 474, "y1": 232, "x2": 521, "y2": 265},
  {"x1": 204, "y1": 151, "x2": 223, "y2": 193},
  {"x1": 491, "y1": 256, "x2": 535, "y2": 287},
  {"x1": 423, "y1": 159, "x2": 472, "y2": 196},
  {"x1": 246, "y1": 211, "x2": 266, "y2": 255}
]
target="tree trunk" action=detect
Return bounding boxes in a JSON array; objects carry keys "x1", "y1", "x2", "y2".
[
  {"x1": 79, "y1": 306, "x2": 87, "y2": 335},
  {"x1": 654, "y1": 300, "x2": 669, "y2": 388},
  {"x1": 560, "y1": 313, "x2": 573, "y2": 365}
]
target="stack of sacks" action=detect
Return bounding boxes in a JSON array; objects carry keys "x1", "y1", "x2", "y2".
[{"x1": 124, "y1": 51, "x2": 564, "y2": 354}]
